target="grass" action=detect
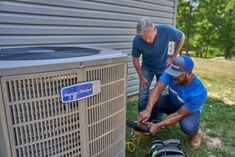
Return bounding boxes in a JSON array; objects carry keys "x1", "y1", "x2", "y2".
[{"x1": 125, "y1": 57, "x2": 235, "y2": 157}]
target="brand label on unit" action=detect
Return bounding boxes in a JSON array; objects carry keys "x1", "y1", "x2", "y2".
[{"x1": 61, "y1": 80, "x2": 101, "y2": 103}]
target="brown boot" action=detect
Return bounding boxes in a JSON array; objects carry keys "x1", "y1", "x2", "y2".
[
  {"x1": 131, "y1": 130, "x2": 150, "y2": 137},
  {"x1": 190, "y1": 129, "x2": 203, "y2": 149}
]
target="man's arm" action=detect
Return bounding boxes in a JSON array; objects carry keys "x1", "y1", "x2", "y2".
[
  {"x1": 167, "y1": 33, "x2": 185, "y2": 65},
  {"x1": 137, "y1": 80, "x2": 167, "y2": 122},
  {"x1": 149, "y1": 105, "x2": 192, "y2": 136},
  {"x1": 132, "y1": 57, "x2": 148, "y2": 89},
  {"x1": 174, "y1": 33, "x2": 185, "y2": 56}
]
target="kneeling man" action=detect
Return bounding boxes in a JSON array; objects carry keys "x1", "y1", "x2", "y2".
[{"x1": 137, "y1": 55, "x2": 207, "y2": 149}]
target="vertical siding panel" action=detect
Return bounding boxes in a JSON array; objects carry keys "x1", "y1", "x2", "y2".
[{"x1": 0, "y1": 0, "x2": 177, "y2": 96}]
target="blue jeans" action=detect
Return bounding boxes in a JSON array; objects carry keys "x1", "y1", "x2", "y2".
[
  {"x1": 151, "y1": 95, "x2": 201, "y2": 136},
  {"x1": 138, "y1": 66, "x2": 162, "y2": 112}
]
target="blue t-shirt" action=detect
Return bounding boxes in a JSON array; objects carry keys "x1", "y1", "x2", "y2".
[
  {"x1": 160, "y1": 73, "x2": 207, "y2": 113},
  {"x1": 132, "y1": 25, "x2": 183, "y2": 74}
]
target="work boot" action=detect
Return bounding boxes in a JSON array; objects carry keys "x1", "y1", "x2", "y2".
[
  {"x1": 190, "y1": 129, "x2": 203, "y2": 149},
  {"x1": 131, "y1": 130, "x2": 150, "y2": 137}
]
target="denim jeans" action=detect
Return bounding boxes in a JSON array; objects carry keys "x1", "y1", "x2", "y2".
[
  {"x1": 138, "y1": 66, "x2": 162, "y2": 112},
  {"x1": 151, "y1": 95, "x2": 201, "y2": 136}
]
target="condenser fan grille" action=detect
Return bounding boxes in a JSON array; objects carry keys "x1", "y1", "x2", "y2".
[{"x1": 0, "y1": 47, "x2": 101, "y2": 60}]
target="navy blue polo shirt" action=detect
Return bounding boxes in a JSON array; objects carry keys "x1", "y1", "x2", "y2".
[{"x1": 132, "y1": 25, "x2": 183, "y2": 74}]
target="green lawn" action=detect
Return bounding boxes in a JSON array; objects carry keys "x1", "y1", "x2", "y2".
[{"x1": 125, "y1": 57, "x2": 235, "y2": 157}]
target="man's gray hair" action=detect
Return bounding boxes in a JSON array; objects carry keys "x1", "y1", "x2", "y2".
[{"x1": 136, "y1": 17, "x2": 155, "y2": 34}]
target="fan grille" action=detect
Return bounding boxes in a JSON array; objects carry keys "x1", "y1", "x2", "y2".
[{"x1": 0, "y1": 47, "x2": 101, "y2": 60}]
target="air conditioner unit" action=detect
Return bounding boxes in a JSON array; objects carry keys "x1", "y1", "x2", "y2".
[{"x1": 0, "y1": 46, "x2": 127, "y2": 157}]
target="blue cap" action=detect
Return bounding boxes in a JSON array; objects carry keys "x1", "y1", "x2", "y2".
[{"x1": 165, "y1": 55, "x2": 194, "y2": 77}]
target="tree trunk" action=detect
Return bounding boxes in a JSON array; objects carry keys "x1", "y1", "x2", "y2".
[
  {"x1": 204, "y1": 47, "x2": 208, "y2": 58},
  {"x1": 186, "y1": 4, "x2": 193, "y2": 55},
  {"x1": 224, "y1": 47, "x2": 230, "y2": 59}
]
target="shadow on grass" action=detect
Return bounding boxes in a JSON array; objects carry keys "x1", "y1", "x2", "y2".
[{"x1": 125, "y1": 97, "x2": 235, "y2": 157}]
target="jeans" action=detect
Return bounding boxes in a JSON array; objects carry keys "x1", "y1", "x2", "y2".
[
  {"x1": 138, "y1": 66, "x2": 162, "y2": 112},
  {"x1": 151, "y1": 95, "x2": 201, "y2": 136}
]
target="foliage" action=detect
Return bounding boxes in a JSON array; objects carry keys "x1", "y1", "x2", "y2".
[{"x1": 177, "y1": 0, "x2": 235, "y2": 58}]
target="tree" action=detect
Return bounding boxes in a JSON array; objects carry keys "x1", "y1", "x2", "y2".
[
  {"x1": 216, "y1": 0, "x2": 235, "y2": 58},
  {"x1": 177, "y1": 0, "x2": 198, "y2": 54},
  {"x1": 177, "y1": 0, "x2": 235, "y2": 58}
]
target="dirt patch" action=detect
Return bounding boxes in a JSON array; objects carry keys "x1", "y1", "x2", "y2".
[
  {"x1": 223, "y1": 97, "x2": 235, "y2": 105},
  {"x1": 208, "y1": 92, "x2": 220, "y2": 98},
  {"x1": 207, "y1": 92, "x2": 235, "y2": 105},
  {"x1": 206, "y1": 136, "x2": 222, "y2": 148}
]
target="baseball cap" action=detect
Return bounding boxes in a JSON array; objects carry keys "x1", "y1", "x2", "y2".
[{"x1": 165, "y1": 55, "x2": 194, "y2": 77}]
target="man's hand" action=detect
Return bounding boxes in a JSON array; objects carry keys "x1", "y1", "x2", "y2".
[
  {"x1": 147, "y1": 122, "x2": 160, "y2": 136},
  {"x1": 140, "y1": 78, "x2": 148, "y2": 89},
  {"x1": 137, "y1": 110, "x2": 151, "y2": 122}
]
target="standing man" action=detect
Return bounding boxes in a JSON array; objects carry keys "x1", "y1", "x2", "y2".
[
  {"x1": 132, "y1": 17, "x2": 185, "y2": 114},
  {"x1": 137, "y1": 55, "x2": 207, "y2": 148}
]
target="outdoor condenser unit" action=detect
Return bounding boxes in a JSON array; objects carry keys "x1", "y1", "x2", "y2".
[{"x1": 0, "y1": 46, "x2": 127, "y2": 157}]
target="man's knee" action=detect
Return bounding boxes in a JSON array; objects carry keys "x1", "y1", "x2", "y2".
[{"x1": 180, "y1": 118, "x2": 199, "y2": 136}]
